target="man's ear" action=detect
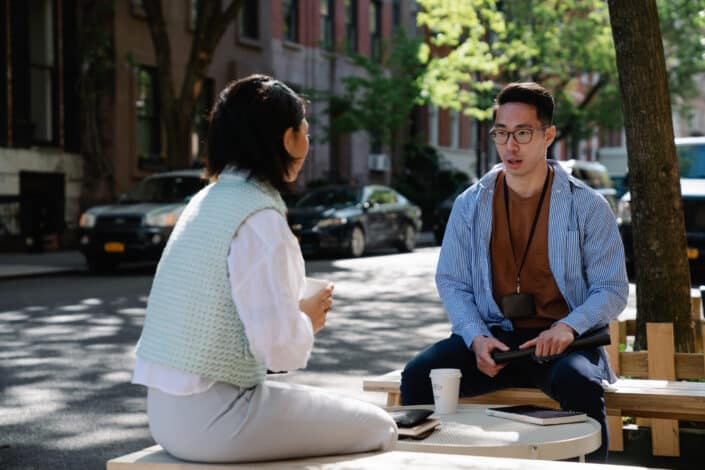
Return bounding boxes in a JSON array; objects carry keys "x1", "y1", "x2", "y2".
[
  {"x1": 283, "y1": 126, "x2": 295, "y2": 154},
  {"x1": 544, "y1": 125, "x2": 557, "y2": 147}
]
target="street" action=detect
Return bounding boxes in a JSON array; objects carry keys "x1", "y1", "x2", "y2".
[
  {"x1": 0, "y1": 247, "x2": 450, "y2": 469},
  {"x1": 1, "y1": 246, "x2": 701, "y2": 470}
]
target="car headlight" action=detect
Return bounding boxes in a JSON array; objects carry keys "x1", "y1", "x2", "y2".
[
  {"x1": 144, "y1": 210, "x2": 182, "y2": 227},
  {"x1": 79, "y1": 213, "x2": 96, "y2": 228},
  {"x1": 617, "y1": 199, "x2": 631, "y2": 225},
  {"x1": 315, "y1": 217, "x2": 347, "y2": 229}
]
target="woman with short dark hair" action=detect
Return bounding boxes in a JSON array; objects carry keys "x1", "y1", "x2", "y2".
[{"x1": 132, "y1": 75, "x2": 397, "y2": 463}]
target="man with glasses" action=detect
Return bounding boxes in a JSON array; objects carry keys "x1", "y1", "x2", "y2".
[{"x1": 400, "y1": 82, "x2": 628, "y2": 462}]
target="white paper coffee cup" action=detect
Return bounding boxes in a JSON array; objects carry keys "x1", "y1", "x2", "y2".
[
  {"x1": 429, "y1": 368, "x2": 462, "y2": 414},
  {"x1": 303, "y1": 277, "x2": 332, "y2": 298}
]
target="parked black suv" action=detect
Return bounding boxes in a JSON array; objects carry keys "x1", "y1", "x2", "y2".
[
  {"x1": 617, "y1": 137, "x2": 705, "y2": 275},
  {"x1": 78, "y1": 170, "x2": 209, "y2": 272}
]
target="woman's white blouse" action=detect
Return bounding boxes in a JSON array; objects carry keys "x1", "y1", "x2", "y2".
[{"x1": 132, "y1": 208, "x2": 314, "y2": 395}]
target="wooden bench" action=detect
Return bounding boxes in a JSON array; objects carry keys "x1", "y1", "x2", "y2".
[
  {"x1": 107, "y1": 445, "x2": 654, "y2": 469},
  {"x1": 363, "y1": 321, "x2": 705, "y2": 457}
]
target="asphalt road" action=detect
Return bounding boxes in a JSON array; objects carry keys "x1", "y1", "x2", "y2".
[
  {"x1": 0, "y1": 248, "x2": 450, "y2": 469},
  {"x1": 1, "y1": 246, "x2": 702, "y2": 469}
]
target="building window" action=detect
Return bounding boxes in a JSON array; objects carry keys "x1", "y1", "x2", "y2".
[
  {"x1": 429, "y1": 105, "x2": 438, "y2": 146},
  {"x1": 345, "y1": 0, "x2": 357, "y2": 55},
  {"x1": 189, "y1": 0, "x2": 199, "y2": 31},
  {"x1": 283, "y1": 0, "x2": 298, "y2": 42},
  {"x1": 135, "y1": 65, "x2": 161, "y2": 170},
  {"x1": 370, "y1": 0, "x2": 381, "y2": 61},
  {"x1": 1, "y1": 1, "x2": 8, "y2": 147},
  {"x1": 451, "y1": 110, "x2": 459, "y2": 148},
  {"x1": 239, "y1": 0, "x2": 259, "y2": 40},
  {"x1": 191, "y1": 78, "x2": 214, "y2": 166},
  {"x1": 392, "y1": 0, "x2": 401, "y2": 31},
  {"x1": 130, "y1": 0, "x2": 146, "y2": 18},
  {"x1": 29, "y1": 0, "x2": 57, "y2": 144},
  {"x1": 320, "y1": 0, "x2": 334, "y2": 50}
]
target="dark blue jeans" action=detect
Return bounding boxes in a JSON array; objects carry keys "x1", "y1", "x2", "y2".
[{"x1": 400, "y1": 329, "x2": 609, "y2": 462}]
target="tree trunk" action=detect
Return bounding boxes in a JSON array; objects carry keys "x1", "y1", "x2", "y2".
[
  {"x1": 608, "y1": 0, "x2": 694, "y2": 352},
  {"x1": 77, "y1": 0, "x2": 116, "y2": 209},
  {"x1": 142, "y1": 0, "x2": 241, "y2": 169}
]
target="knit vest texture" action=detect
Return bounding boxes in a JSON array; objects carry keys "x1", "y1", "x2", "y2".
[{"x1": 135, "y1": 175, "x2": 287, "y2": 388}]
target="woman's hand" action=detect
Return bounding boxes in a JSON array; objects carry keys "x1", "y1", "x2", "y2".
[{"x1": 299, "y1": 284, "x2": 334, "y2": 334}]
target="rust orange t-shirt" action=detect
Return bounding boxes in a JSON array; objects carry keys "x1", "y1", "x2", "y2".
[{"x1": 491, "y1": 168, "x2": 569, "y2": 328}]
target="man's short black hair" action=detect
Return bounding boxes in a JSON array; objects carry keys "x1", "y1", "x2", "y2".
[
  {"x1": 494, "y1": 82, "x2": 554, "y2": 126},
  {"x1": 205, "y1": 74, "x2": 306, "y2": 191}
]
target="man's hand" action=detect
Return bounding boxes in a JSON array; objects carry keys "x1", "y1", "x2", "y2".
[
  {"x1": 471, "y1": 335, "x2": 510, "y2": 377},
  {"x1": 519, "y1": 323, "x2": 576, "y2": 358}
]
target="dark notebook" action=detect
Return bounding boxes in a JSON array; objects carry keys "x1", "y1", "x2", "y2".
[{"x1": 486, "y1": 405, "x2": 587, "y2": 425}]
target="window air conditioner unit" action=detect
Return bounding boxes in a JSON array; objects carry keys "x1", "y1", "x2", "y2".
[{"x1": 368, "y1": 153, "x2": 390, "y2": 172}]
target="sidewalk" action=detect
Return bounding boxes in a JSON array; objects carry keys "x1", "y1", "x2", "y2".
[{"x1": 0, "y1": 250, "x2": 86, "y2": 279}]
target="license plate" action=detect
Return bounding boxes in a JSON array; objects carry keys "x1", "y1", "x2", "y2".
[
  {"x1": 104, "y1": 242, "x2": 125, "y2": 253},
  {"x1": 687, "y1": 247, "x2": 699, "y2": 259}
]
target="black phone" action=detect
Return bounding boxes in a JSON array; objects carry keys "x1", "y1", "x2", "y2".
[{"x1": 387, "y1": 409, "x2": 434, "y2": 427}]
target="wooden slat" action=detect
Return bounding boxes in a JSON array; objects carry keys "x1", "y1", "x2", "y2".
[
  {"x1": 691, "y1": 295, "x2": 702, "y2": 321},
  {"x1": 619, "y1": 351, "x2": 705, "y2": 379},
  {"x1": 607, "y1": 321, "x2": 621, "y2": 376},
  {"x1": 701, "y1": 321, "x2": 705, "y2": 356},
  {"x1": 619, "y1": 351, "x2": 648, "y2": 377},
  {"x1": 646, "y1": 323, "x2": 679, "y2": 457},
  {"x1": 387, "y1": 392, "x2": 401, "y2": 406},
  {"x1": 675, "y1": 353, "x2": 705, "y2": 379},
  {"x1": 459, "y1": 389, "x2": 560, "y2": 408},
  {"x1": 606, "y1": 411, "x2": 624, "y2": 451}
]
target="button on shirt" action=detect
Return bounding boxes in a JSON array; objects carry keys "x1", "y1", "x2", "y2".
[{"x1": 436, "y1": 160, "x2": 629, "y2": 349}]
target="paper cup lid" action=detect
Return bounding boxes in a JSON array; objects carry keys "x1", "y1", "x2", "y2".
[{"x1": 429, "y1": 368, "x2": 462, "y2": 378}]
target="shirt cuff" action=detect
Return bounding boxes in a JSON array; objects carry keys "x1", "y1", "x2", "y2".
[{"x1": 458, "y1": 323, "x2": 493, "y2": 348}]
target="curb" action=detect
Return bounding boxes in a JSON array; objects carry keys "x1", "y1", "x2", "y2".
[{"x1": 0, "y1": 266, "x2": 85, "y2": 281}]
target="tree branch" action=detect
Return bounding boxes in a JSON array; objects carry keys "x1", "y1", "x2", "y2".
[
  {"x1": 554, "y1": 76, "x2": 608, "y2": 142},
  {"x1": 142, "y1": 0, "x2": 176, "y2": 121}
]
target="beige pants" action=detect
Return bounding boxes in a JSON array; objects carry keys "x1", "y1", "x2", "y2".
[{"x1": 147, "y1": 380, "x2": 397, "y2": 463}]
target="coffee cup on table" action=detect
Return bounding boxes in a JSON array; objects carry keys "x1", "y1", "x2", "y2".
[
  {"x1": 429, "y1": 368, "x2": 462, "y2": 414},
  {"x1": 303, "y1": 277, "x2": 332, "y2": 298}
]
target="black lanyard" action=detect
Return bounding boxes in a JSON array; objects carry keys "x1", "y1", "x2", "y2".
[{"x1": 503, "y1": 168, "x2": 550, "y2": 294}]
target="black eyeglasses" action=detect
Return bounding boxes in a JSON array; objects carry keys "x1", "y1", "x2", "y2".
[{"x1": 489, "y1": 126, "x2": 549, "y2": 145}]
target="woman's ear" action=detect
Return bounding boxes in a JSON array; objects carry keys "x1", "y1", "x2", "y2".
[{"x1": 283, "y1": 127, "x2": 295, "y2": 155}]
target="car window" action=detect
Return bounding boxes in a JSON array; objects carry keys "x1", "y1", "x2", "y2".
[
  {"x1": 367, "y1": 189, "x2": 397, "y2": 205},
  {"x1": 296, "y1": 187, "x2": 360, "y2": 209},
  {"x1": 678, "y1": 143, "x2": 705, "y2": 179},
  {"x1": 124, "y1": 176, "x2": 206, "y2": 203}
]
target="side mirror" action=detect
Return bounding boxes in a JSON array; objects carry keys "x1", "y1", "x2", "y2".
[{"x1": 362, "y1": 201, "x2": 373, "y2": 211}]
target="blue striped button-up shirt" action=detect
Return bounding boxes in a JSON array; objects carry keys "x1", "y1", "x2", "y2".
[{"x1": 436, "y1": 160, "x2": 629, "y2": 349}]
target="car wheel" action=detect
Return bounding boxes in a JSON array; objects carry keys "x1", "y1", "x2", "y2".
[
  {"x1": 397, "y1": 223, "x2": 417, "y2": 253},
  {"x1": 86, "y1": 255, "x2": 117, "y2": 274},
  {"x1": 348, "y1": 226, "x2": 366, "y2": 257}
]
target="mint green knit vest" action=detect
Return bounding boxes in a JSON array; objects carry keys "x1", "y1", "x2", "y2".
[{"x1": 135, "y1": 175, "x2": 287, "y2": 388}]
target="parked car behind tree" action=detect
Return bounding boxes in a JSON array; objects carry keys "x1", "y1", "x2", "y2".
[
  {"x1": 287, "y1": 185, "x2": 422, "y2": 258},
  {"x1": 618, "y1": 137, "x2": 705, "y2": 277}
]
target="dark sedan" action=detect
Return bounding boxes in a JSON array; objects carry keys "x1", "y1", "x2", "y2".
[{"x1": 288, "y1": 185, "x2": 422, "y2": 257}]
